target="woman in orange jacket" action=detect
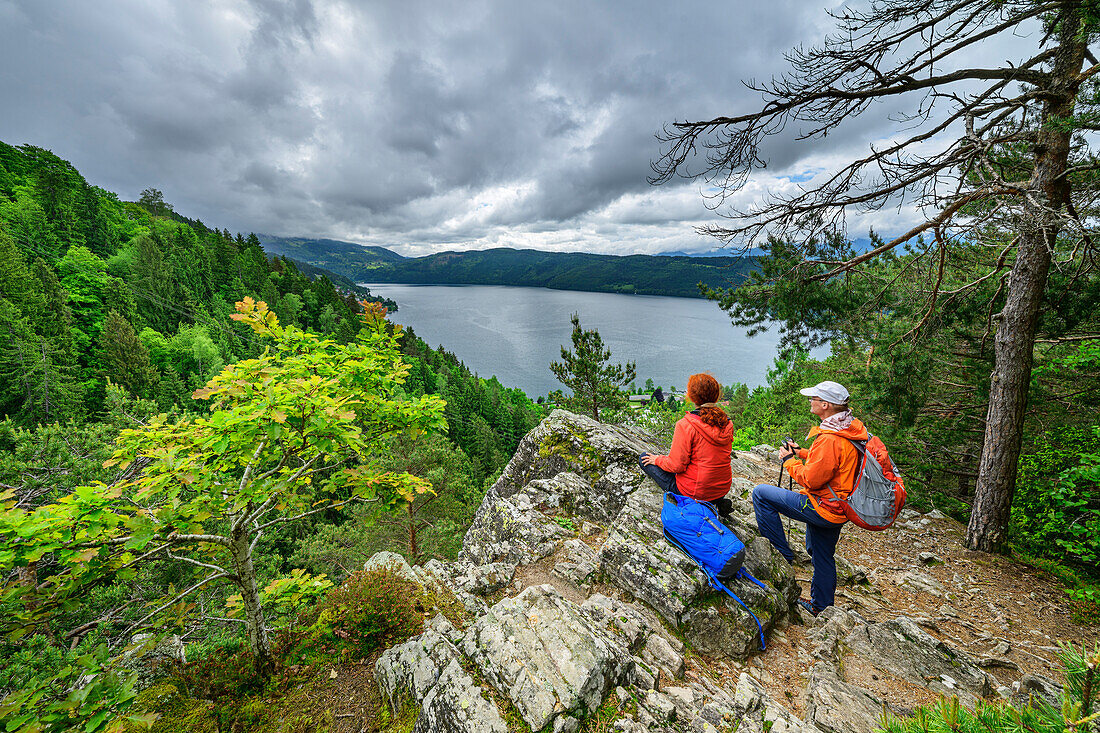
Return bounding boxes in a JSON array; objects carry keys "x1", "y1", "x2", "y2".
[
  {"x1": 752, "y1": 380, "x2": 865, "y2": 615},
  {"x1": 639, "y1": 373, "x2": 735, "y2": 516}
]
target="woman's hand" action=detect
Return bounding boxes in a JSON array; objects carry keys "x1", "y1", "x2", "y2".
[{"x1": 640, "y1": 452, "x2": 662, "y2": 466}]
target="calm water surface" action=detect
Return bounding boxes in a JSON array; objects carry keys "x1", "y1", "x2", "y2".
[{"x1": 364, "y1": 284, "x2": 795, "y2": 398}]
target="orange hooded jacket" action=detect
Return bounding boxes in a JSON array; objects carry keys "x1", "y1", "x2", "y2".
[
  {"x1": 783, "y1": 418, "x2": 869, "y2": 523},
  {"x1": 653, "y1": 412, "x2": 734, "y2": 502}
]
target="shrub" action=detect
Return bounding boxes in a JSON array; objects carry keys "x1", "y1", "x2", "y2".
[
  {"x1": 1010, "y1": 426, "x2": 1100, "y2": 576},
  {"x1": 296, "y1": 568, "x2": 425, "y2": 663}
]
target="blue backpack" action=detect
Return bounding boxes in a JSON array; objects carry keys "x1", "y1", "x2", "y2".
[{"x1": 660, "y1": 492, "x2": 767, "y2": 649}]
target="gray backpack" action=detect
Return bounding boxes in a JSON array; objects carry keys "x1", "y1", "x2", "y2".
[{"x1": 824, "y1": 435, "x2": 906, "y2": 530}]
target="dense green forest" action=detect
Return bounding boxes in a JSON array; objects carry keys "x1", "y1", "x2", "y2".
[
  {"x1": 0, "y1": 142, "x2": 543, "y2": 731},
  {"x1": 259, "y1": 234, "x2": 756, "y2": 298}
]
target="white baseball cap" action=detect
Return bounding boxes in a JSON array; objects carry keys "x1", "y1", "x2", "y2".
[{"x1": 799, "y1": 381, "x2": 850, "y2": 405}]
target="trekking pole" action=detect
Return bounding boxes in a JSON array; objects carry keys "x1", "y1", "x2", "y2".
[
  {"x1": 778, "y1": 437, "x2": 793, "y2": 487},
  {"x1": 779, "y1": 440, "x2": 793, "y2": 537}
]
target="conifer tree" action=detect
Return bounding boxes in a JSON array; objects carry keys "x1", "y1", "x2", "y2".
[
  {"x1": 549, "y1": 312, "x2": 636, "y2": 421},
  {"x1": 97, "y1": 310, "x2": 159, "y2": 398}
]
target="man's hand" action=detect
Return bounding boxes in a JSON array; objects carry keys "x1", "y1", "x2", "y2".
[
  {"x1": 779, "y1": 441, "x2": 800, "y2": 462},
  {"x1": 640, "y1": 452, "x2": 661, "y2": 466}
]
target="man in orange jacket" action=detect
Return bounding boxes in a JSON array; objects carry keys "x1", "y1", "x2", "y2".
[{"x1": 752, "y1": 380, "x2": 867, "y2": 615}]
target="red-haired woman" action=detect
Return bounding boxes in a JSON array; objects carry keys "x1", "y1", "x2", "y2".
[{"x1": 639, "y1": 373, "x2": 735, "y2": 516}]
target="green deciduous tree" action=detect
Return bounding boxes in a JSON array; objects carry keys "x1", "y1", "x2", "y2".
[
  {"x1": 0, "y1": 299, "x2": 446, "y2": 675},
  {"x1": 137, "y1": 188, "x2": 172, "y2": 218},
  {"x1": 549, "y1": 313, "x2": 636, "y2": 421}
]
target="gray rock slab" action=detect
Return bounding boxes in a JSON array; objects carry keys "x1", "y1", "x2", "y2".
[
  {"x1": 377, "y1": 625, "x2": 463, "y2": 710},
  {"x1": 805, "y1": 662, "x2": 893, "y2": 733},
  {"x1": 472, "y1": 410, "x2": 655, "y2": 525},
  {"x1": 461, "y1": 584, "x2": 633, "y2": 731},
  {"x1": 448, "y1": 561, "x2": 517, "y2": 596},
  {"x1": 552, "y1": 539, "x2": 600, "y2": 588},
  {"x1": 378, "y1": 621, "x2": 506, "y2": 733},
  {"x1": 895, "y1": 570, "x2": 945, "y2": 596},
  {"x1": 580, "y1": 594, "x2": 650, "y2": 652},
  {"x1": 412, "y1": 559, "x2": 490, "y2": 618},
  {"x1": 414, "y1": 659, "x2": 509, "y2": 733},
  {"x1": 639, "y1": 634, "x2": 685, "y2": 680},
  {"x1": 459, "y1": 491, "x2": 571, "y2": 565},
  {"x1": 844, "y1": 616, "x2": 994, "y2": 705},
  {"x1": 731, "y1": 673, "x2": 824, "y2": 733}
]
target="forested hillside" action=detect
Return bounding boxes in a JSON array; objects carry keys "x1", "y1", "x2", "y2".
[
  {"x1": 259, "y1": 234, "x2": 756, "y2": 297},
  {"x1": 0, "y1": 142, "x2": 543, "y2": 731}
]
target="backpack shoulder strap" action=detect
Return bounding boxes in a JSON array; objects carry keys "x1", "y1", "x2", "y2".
[{"x1": 840, "y1": 436, "x2": 871, "y2": 494}]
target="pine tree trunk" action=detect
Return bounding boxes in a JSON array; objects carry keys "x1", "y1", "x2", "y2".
[
  {"x1": 230, "y1": 531, "x2": 274, "y2": 675},
  {"x1": 967, "y1": 229, "x2": 1052, "y2": 551},
  {"x1": 966, "y1": 6, "x2": 1084, "y2": 552}
]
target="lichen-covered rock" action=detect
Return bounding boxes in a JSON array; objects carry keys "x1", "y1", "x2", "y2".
[
  {"x1": 680, "y1": 571, "x2": 788, "y2": 659},
  {"x1": 844, "y1": 616, "x2": 994, "y2": 705},
  {"x1": 414, "y1": 659, "x2": 509, "y2": 733},
  {"x1": 460, "y1": 584, "x2": 633, "y2": 731},
  {"x1": 552, "y1": 539, "x2": 600, "y2": 589},
  {"x1": 474, "y1": 410, "x2": 656, "y2": 521},
  {"x1": 376, "y1": 621, "x2": 463, "y2": 710},
  {"x1": 447, "y1": 561, "x2": 517, "y2": 596},
  {"x1": 580, "y1": 594, "x2": 650, "y2": 652},
  {"x1": 377, "y1": 618, "x2": 508, "y2": 733},
  {"x1": 459, "y1": 489, "x2": 572, "y2": 565},
  {"x1": 524, "y1": 472, "x2": 623, "y2": 525},
  {"x1": 639, "y1": 634, "x2": 685, "y2": 680}
]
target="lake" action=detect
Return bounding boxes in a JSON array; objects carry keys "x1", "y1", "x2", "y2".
[{"x1": 362, "y1": 283, "x2": 800, "y2": 398}]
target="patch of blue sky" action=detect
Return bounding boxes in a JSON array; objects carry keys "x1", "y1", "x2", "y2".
[{"x1": 783, "y1": 169, "x2": 821, "y2": 183}]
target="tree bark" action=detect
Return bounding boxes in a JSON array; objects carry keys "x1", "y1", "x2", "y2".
[
  {"x1": 966, "y1": 4, "x2": 1085, "y2": 552},
  {"x1": 230, "y1": 531, "x2": 273, "y2": 675}
]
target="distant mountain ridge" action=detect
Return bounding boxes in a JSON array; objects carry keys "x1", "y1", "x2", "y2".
[{"x1": 258, "y1": 235, "x2": 755, "y2": 298}]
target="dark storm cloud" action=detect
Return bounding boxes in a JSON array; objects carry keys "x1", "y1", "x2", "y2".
[{"x1": 0, "y1": 0, "x2": 1037, "y2": 255}]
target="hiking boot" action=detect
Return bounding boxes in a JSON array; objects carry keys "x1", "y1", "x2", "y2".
[{"x1": 797, "y1": 598, "x2": 822, "y2": 617}]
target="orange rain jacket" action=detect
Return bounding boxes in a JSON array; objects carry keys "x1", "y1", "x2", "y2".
[
  {"x1": 653, "y1": 412, "x2": 734, "y2": 502},
  {"x1": 783, "y1": 418, "x2": 869, "y2": 524}
]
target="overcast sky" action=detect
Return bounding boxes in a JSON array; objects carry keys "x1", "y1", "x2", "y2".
[{"x1": 0, "y1": 0, "x2": 1034, "y2": 256}]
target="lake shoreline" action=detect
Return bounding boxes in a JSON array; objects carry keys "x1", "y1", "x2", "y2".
[{"x1": 359, "y1": 283, "x2": 806, "y2": 399}]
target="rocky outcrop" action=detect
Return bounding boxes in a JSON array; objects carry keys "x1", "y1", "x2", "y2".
[
  {"x1": 372, "y1": 409, "x2": 1041, "y2": 733},
  {"x1": 464, "y1": 410, "x2": 799, "y2": 660}
]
